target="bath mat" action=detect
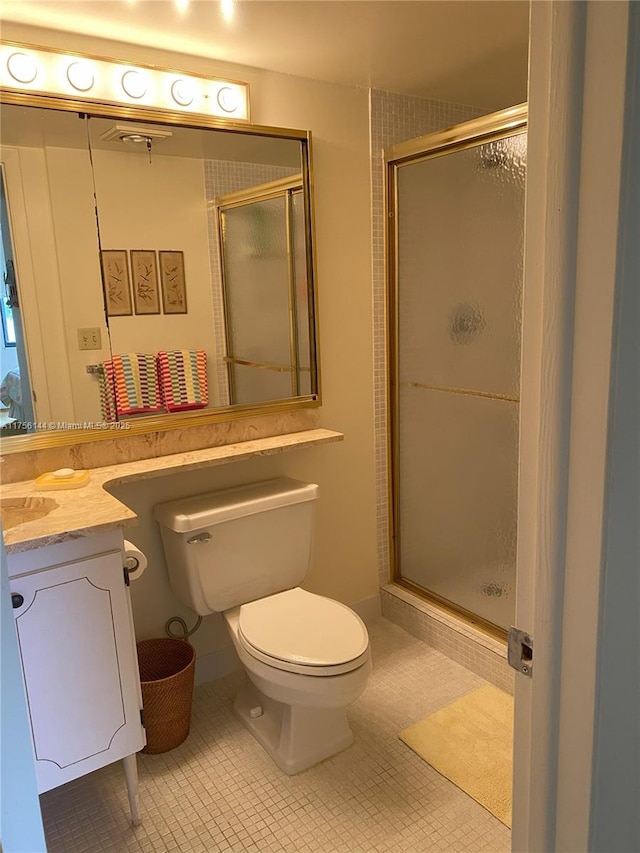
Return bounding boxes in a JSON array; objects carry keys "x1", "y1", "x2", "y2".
[{"x1": 399, "y1": 684, "x2": 513, "y2": 827}]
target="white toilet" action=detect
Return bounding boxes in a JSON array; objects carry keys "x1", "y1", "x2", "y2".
[{"x1": 153, "y1": 478, "x2": 371, "y2": 774}]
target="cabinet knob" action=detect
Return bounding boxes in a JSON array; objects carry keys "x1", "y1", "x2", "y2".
[{"x1": 11, "y1": 593, "x2": 24, "y2": 609}]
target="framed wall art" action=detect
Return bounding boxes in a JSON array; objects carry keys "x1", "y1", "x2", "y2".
[
  {"x1": 100, "y1": 250, "x2": 132, "y2": 316},
  {"x1": 159, "y1": 251, "x2": 187, "y2": 314},
  {"x1": 130, "y1": 250, "x2": 160, "y2": 315}
]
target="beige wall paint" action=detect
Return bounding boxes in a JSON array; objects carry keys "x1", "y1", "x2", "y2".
[
  {"x1": 92, "y1": 148, "x2": 220, "y2": 406},
  {"x1": 2, "y1": 24, "x2": 378, "y2": 665},
  {"x1": 46, "y1": 147, "x2": 112, "y2": 421}
]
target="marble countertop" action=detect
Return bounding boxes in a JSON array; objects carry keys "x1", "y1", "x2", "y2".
[{"x1": 1, "y1": 428, "x2": 343, "y2": 554}]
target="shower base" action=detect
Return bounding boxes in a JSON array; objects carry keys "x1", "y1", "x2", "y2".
[{"x1": 381, "y1": 584, "x2": 515, "y2": 694}]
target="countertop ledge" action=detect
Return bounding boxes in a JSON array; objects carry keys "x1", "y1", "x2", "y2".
[{"x1": 1, "y1": 428, "x2": 344, "y2": 554}]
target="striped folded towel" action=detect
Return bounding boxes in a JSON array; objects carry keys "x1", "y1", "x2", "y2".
[
  {"x1": 157, "y1": 349, "x2": 209, "y2": 412},
  {"x1": 102, "y1": 353, "x2": 164, "y2": 417},
  {"x1": 98, "y1": 365, "x2": 117, "y2": 422}
]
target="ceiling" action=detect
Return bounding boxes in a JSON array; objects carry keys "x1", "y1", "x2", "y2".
[{"x1": 0, "y1": 1, "x2": 530, "y2": 109}]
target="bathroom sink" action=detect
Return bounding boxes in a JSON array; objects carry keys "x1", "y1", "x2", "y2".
[{"x1": 0, "y1": 497, "x2": 58, "y2": 530}]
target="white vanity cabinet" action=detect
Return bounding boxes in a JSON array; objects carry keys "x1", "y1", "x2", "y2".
[{"x1": 7, "y1": 530, "x2": 145, "y2": 813}]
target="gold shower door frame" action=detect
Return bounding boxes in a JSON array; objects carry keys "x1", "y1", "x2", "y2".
[
  {"x1": 385, "y1": 104, "x2": 528, "y2": 640},
  {"x1": 216, "y1": 175, "x2": 311, "y2": 404}
]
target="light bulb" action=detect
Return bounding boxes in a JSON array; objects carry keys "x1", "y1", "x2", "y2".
[
  {"x1": 120, "y1": 134, "x2": 148, "y2": 145},
  {"x1": 121, "y1": 69, "x2": 147, "y2": 99},
  {"x1": 66, "y1": 60, "x2": 95, "y2": 92},
  {"x1": 7, "y1": 52, "x2": 38, "y2": 84},
  {"x1": 217, "y1": 86, "x2": 239, "y2": 113},
  {"x1": 171, "y1": 77, "x2": 195, "y2": 107}
]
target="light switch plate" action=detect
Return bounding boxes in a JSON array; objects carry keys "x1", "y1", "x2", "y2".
[{"x1": 77, "y1": 327, "x2": 102, "y2": 350}]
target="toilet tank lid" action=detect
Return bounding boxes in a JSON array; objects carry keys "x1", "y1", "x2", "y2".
[{"x1": 153, "y1": 477, "x2": 318, "y2": 532}]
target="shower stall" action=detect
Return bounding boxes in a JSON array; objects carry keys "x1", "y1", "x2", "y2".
[
  {"x1": 386, "y1": 106, "x2": 527, "y2": 636},
  {"x1": 215, "y1": 176, "x2": 313, "y2": 406}
]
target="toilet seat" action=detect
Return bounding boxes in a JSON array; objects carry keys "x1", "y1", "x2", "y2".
[{"x1": 236, "y1": 588, "x2": 370, "y2": 677}]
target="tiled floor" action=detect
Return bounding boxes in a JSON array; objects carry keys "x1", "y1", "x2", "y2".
[{"x1": 41, "y1": 619, "x2": 511, "y2": 853}]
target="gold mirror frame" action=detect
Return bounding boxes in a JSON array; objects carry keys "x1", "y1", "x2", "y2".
[{"x1": 0, "y1": 50, "x2": 320, "y2": 455}]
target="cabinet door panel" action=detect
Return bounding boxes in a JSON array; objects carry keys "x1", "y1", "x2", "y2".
[{"x1": 11, "y1": 551, "x2": 144, "y2": 792}]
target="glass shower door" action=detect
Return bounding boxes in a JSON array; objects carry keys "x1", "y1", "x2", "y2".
[
  {"x1": 218, "y1": 184, "x2": 309, "y2": 405},
  {"x1": 390, "y1": 123, "x2": 526, "y2": 633}
]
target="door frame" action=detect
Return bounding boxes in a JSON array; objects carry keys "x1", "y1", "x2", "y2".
[{"x1": 513, "y1": 2, "x2": 638, "y2": 850}]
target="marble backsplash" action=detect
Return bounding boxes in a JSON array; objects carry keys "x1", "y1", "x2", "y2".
[{"x1": 0, "y1": 408, "x2": 320, "y2": 484}]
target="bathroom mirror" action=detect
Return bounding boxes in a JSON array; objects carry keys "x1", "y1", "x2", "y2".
[{"x1": 0, "y1": 95, "x2": 318, "y2": 449}]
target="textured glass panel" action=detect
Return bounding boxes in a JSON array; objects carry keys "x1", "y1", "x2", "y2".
[
  {"x1": 291, "y1": 190, "x2": 311, "y2": 395},
  {"x1": 222, "y1": 196, "x2": 291, "y2": 367},
  {"x1": 397, "y1": 132, "x2": 526, "y2": 398},
  {"x1": 398, "y1": 386, "x2": 519, "y2": 630},
  {"x1": 231, "y1": 362, "x2": 293, "y2": 405}
]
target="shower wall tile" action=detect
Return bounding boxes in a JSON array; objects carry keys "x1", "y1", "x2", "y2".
[
  {"x1": 381, "y1": 585, "x2": 515, "y2": 694},
  {"x1": 370, "y1": 90, "x2": 486, "y2": 588}
]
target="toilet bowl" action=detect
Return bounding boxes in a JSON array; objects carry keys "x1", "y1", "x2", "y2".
[
  {"x1": 224, "y1": 588, "x2": 371, "y2": 773},
  {"x1": 153, "y1": 478, "x2": 371, "y2": 774}
]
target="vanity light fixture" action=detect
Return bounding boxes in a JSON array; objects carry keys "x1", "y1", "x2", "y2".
[{"x1": 0, "y1": 42, "x2": 250, "y2": 121}]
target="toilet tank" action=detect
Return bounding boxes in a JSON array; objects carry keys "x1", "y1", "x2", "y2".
[{"x1": 153, "y1": 478, "x2": 318, "y2": 615}]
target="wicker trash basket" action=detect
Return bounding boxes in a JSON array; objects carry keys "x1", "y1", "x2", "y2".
[{"x1": 136, "y1": 638, "x2": 196, "y2": 754}]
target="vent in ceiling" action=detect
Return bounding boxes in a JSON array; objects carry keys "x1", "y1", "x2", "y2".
[{"x1": 99, "y1": 124, "x2": 173, "y2": 145}]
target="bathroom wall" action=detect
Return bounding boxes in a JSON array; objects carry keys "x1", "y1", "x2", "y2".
[
  {"x1": 7, "y1": 142, "x2": 221, "y2": 423},
  {"x1": 2, "y1": 23, "x2": 380, "y2": 678},
  {"x1": 91, "y1": 148, "x2": 221, "y2": 406}
]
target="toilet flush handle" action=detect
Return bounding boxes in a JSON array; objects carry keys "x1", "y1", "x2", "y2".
[{"x1": 186, "y1": 532, "x2": 212, "y2": 545}]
